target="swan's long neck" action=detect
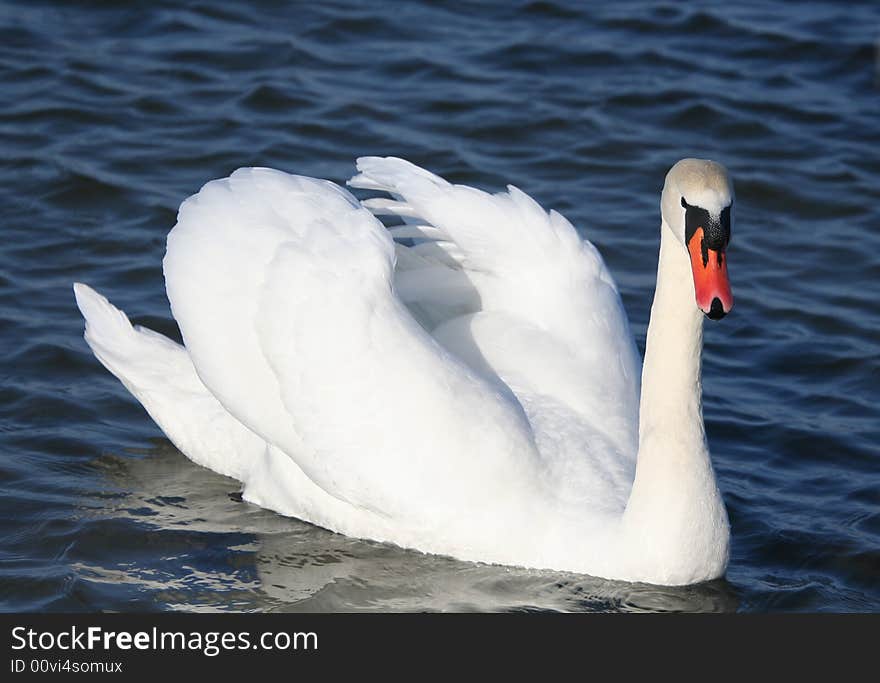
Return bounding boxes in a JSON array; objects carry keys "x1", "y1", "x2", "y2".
[
  {"x1": 638, "y1": 221, "x2": 705, "y2": 454},
  {"x1": 619, "y1": 219, "x2": 729, "y2": 584}
]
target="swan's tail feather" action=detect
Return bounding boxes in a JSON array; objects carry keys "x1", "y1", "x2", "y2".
[
  {"x1": 73, "y1": 282, "x2": 264, "y2": 482},
  {"x1": 74, "y1": 282, "x2": 129, "y2": 337},
  {"x1": 73, "y1": 282, "x2": 181, "y2": 381},
  {"x1": 74, "y1": 283, "x2": 144, "y2": 372}
]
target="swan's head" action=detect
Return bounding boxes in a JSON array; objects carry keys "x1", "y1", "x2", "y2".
[{"x1": 661, "y1": 158, "x2": 734, "y2": 320}]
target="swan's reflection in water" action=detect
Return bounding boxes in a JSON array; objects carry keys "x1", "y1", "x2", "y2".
[{"x1": 81, "y1": 440, "x2": 738, "y2": 613}]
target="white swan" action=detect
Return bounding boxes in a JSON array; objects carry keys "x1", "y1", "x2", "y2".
[{"x1": 74, "y1": 157, "x2": 735, "y2": 586}]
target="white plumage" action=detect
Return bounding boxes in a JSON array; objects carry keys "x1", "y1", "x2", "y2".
[{"x1": 75, "y1": 157, "x2": 734, "y2": 585}]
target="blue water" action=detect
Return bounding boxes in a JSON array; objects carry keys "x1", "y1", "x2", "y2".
[{"x1": 1, "y1": 0, "x2": 878, "y2": 612}]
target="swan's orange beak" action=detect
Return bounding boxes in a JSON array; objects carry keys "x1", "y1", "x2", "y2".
[{"x1": 687, "y1": 227, "x2": 733, "y2": 320}]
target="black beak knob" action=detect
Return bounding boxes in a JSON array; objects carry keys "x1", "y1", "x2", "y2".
[{"x1": 707, "y1": 297, "x2": 726, "y2": 320}]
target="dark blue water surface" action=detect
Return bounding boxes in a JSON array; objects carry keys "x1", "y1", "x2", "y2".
[{"x1": 1, "y1": 0, "x2": 878, "y2": 612}]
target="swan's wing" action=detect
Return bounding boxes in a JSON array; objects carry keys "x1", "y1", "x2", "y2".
[
  {"x1": 162, "y1": 168, "x2": 541, "y2": 530},
  {"x1": 72, "y1": 283, "x2": 392, "y2": 537},
  {"x1": 349, "y1": 157, "x2": 620, "y2": 338},
  {"x1": 349, "y1": 157, "x2": 641, "y2": 459}
]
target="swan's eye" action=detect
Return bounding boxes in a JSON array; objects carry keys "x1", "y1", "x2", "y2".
[{"x1": 681, "y1": 196, "x2": 689, "y2": 209}]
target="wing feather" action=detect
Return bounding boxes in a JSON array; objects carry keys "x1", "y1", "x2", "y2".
[
  {"x1": 163, "y1": 167, "x2": 541, "y2": 530},
  {"x1": 349, "y1": 157, "x2": 642, "y2": 469}
]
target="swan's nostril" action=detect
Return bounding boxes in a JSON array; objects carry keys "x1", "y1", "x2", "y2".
[{"x1": 707, "y1": 297, "x2": 726, "y2": 320}]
